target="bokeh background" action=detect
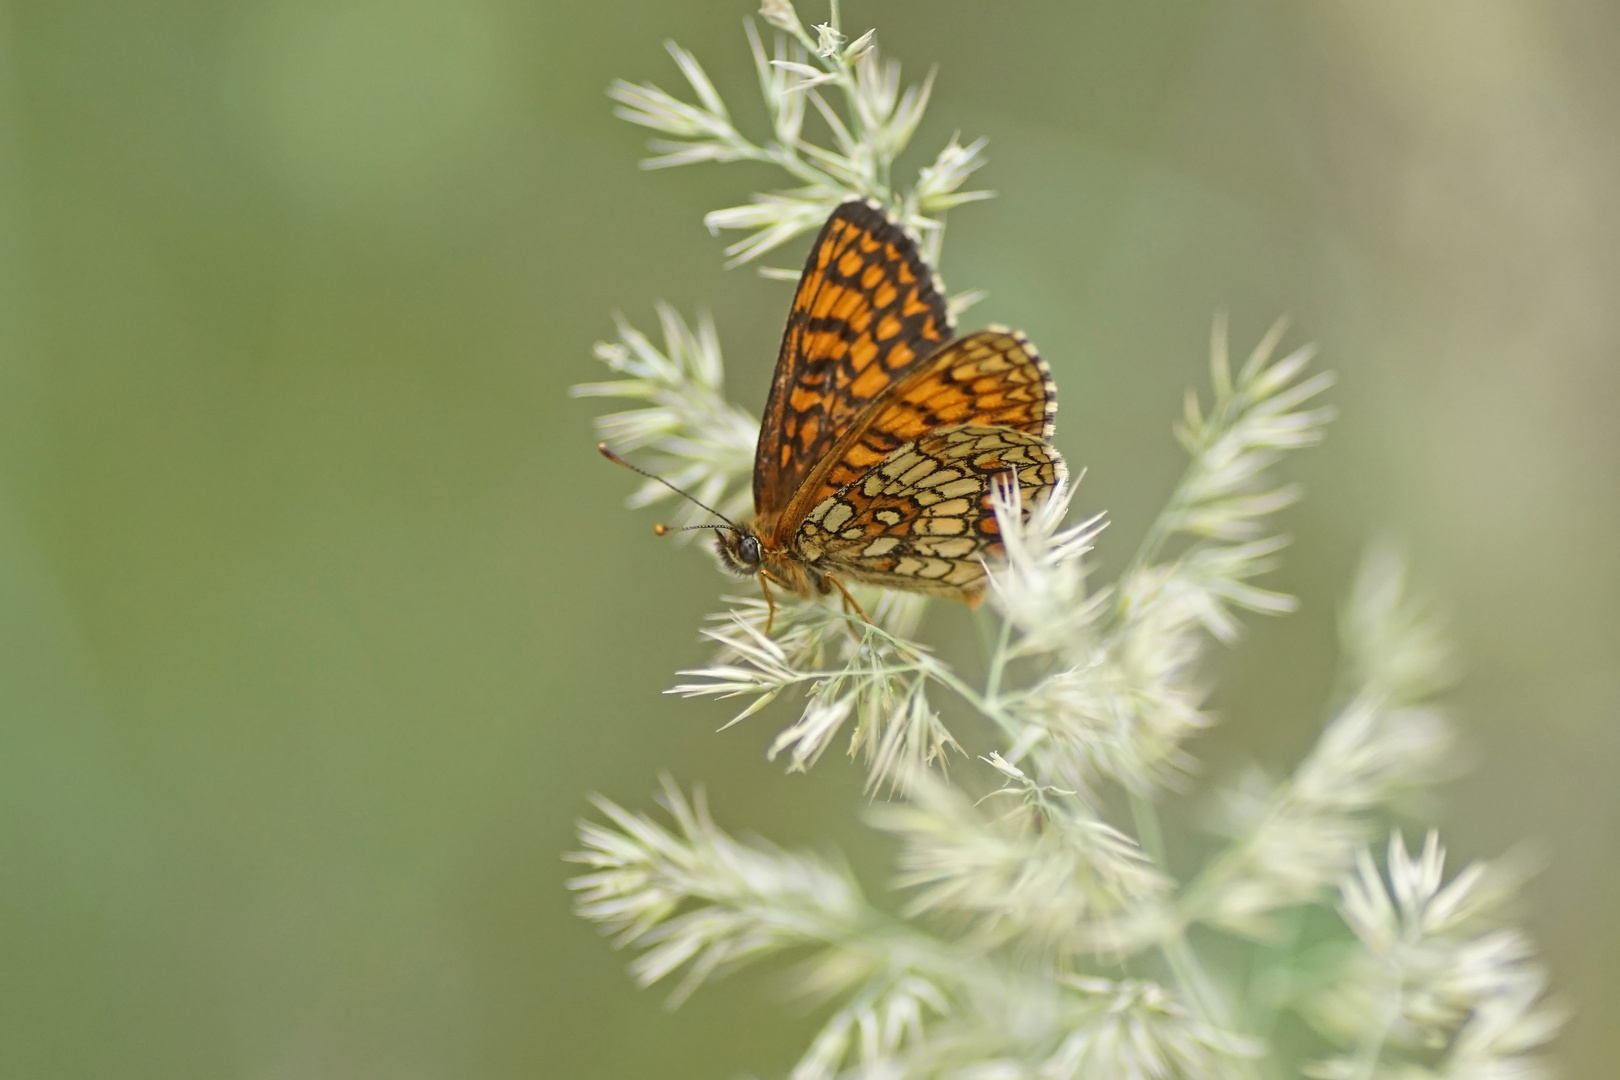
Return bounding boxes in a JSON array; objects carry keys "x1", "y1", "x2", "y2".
[{"x1": 2, "y1": 0, "x2": 1617, "y2": 1076}]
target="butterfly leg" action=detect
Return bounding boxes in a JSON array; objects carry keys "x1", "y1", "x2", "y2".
[
  {"x1": 757, "y1": 572, "x2": 779, "y2": 635},
  {"x1": 825, "y1": 574, "x2": 873, "y2": 628}
]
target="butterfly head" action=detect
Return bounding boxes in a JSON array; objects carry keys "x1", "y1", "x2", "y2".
[{"x1": 714, "y1": 524, "x2": 765, "y2": 577}]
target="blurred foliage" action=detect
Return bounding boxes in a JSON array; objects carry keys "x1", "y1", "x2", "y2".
[{"x1": 0, "y1": 1, "x2": 1616, "y2": 1077}]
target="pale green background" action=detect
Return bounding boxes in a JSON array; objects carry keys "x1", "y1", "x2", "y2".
[{"x1": 1, "y1": 1, "x2": 1616, "y2": 1076}]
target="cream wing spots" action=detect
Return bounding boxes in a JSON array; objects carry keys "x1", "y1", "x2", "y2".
[{"x1": 793, "y1": 426, "x2": 1067, "y2": 601}]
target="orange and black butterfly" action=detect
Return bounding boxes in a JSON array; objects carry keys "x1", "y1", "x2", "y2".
[{"x1": 604, "y1": 199, "x2": 1065, "y2": 624}]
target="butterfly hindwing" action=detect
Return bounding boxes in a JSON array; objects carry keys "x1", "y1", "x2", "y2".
[
  {"x1": 792, "y1": 426, "x2": 1067, "y2": 600},
  {"x1": 753, "y1": 200, "x2": 952, "y2": 519}
]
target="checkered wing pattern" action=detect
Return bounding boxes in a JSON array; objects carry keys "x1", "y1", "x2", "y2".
[
  {"x1": 753, "y1": 199, "x2": 952, "y2": 519},
  {"x1": 776, "y1": 327, "x2": 1058, "y2": 529},
  {"x1": 791, "y1": 426, "x2": 1067, "y2": 601}
]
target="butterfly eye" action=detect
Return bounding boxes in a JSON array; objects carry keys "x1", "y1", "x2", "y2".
[{"x1": 739, "y1": 536, "x2": 762, "y2": 565}]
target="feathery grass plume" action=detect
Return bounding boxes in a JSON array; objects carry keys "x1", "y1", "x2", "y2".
[
  {"x1": 609, "y1": 0, "x2": 989, "y2": 272},
  {"x1": 570, "y1": 3, "x2": 1563, "y2": 1076},
  {"x1": 568, "y1": 777, "x2": 875, "y2": 1006},
  {"x1": 571, "y1": 304, "x2": 758, "y2": 534},
  {"x1": 1182, "y1": 546, "x2": 1459, "y2": 939},
  {"x1": 990, "y1": 320, "x2": 1333, "y2": 798},
  {"x1": 1303, "y1": 833, "x2": 1564, "y2": 1080},
  {"x1": 868, "y1": 757, "x2": 1172, "y2": 952}
]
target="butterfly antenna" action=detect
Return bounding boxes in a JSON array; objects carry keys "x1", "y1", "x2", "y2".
[
  {"x1": 597, "y1": 444, "x2": 740, "y2": 531},
  {"x1": 653, "y1": 523, "x2": 732, "y2": 536}
]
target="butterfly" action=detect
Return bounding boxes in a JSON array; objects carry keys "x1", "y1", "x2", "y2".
[{"x1": 604, "y1": 199, "x2": 1065, "y2": 628}]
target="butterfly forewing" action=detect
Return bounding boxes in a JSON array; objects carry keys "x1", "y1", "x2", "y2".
[
  {"x1": 753, "y1": 200, "x2": 952, "y2": 519},
  {"x1": 793, "y1": 426, "x2": 1067, "y2": 600},
  {"x1": 774, "y1": 327, "x2": 1059, "y2": 532},
  {"x1": 872, "y1": 328, "x2": 1057, "y2": 442}
]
